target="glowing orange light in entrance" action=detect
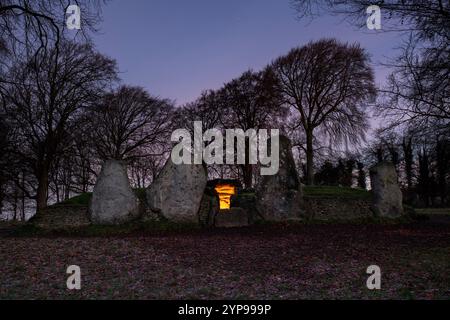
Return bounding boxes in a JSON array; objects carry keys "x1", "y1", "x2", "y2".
[{"x1": 214, "y1": 184, "x2": 236, "y2": 210}]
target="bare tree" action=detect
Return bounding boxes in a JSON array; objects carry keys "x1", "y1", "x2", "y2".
[
  {"x1": 71, "y1": 130, "x2": 98, "y2": 194},
  {"x1": 89, "y1": 86, "x2": 175, "y2": 162},
  {"x1": 292, "y1": 1, "x2": 450, "y2": 138},
  {"x1": 270, "y1": 39, "x2": 376, "y2": 185},
  {"x1": 218, "y1": 69, "x2": 286, "y2": 188},
  {"x1": 379, "y1": 38, "x2": 449, "y2": 133},
  {"x1": 436, "y1": 137, "x2": 450, "y2": 206},
  {"x1": 291, "y1": 1, "x2": 450, "y2": 39},
  {"x1": 2, "y1": 41, "x2": 117, "y2": 212},
  {"x1": 0, "y1": 113, "x2": 8, "y2": 215},
  {"x1": 128, "y1": 153, "x2": 167, "y2": 189},
  {"x1": 177, "y1": 90, "x2": 222, "y2": 135},
  {"x1": 402, "y1": 134, "x2": 414, "y2": 194},
  {"x1": 0, "y1": 0, "x2": 106, "y2": 55}
]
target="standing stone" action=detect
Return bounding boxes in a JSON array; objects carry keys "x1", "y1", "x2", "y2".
[
  {"x1": 146, "y1": 159, "x2": 207, "y2": 224},
  {"x1": 370, "y1": 162, "x2": 404, "y2": 217},
  {"x1": 256, "y1": 135, "x2": 304, "y2": 221},
  {"x1": 89, "y1": 160, "x2": 139, "y2": 225}
]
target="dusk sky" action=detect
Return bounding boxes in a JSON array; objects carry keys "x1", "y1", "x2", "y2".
[{"x1": 92, "y1": 0, "x2": 402, "y2": 106}]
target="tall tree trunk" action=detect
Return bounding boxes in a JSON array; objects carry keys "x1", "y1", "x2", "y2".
[
  {"x1": 418, "y1": 150, "x2": 430, "y2": 207},
  {"x1": 36, "y1": 165, "x2": 49, "y2": 213},
  {"x1": 82, "y1": 163, "x2": 88, "y2": 193},
  {"x1": 21, "y1": 171, "x2": 26, "y2": 220},
  {"x1": 306, "y1": 129, "x2": 314, "y2": 185},
  {"x1": 55, "y1": 180, "x2": 60, "y2": 203},
  {"x1": 376, "y1": 147, "x2": 383, "y2": 163},
  {"x1": 402, "y1": 137, "x2": 413, "y2": 201},
  {"x1": 242, "y1": 140, "x2": 253, "y2": 189},
  {"x1": 64, "y1": 165, "x2": 72, "y2": 200},
  {"x1": 13, "y1": 187, "x2": 18, "y2": 220},
  {"x1": 436, "y1": 139, "x2": 449, "y2": 206},
  {"x1": 357, "y1": 162, "x2": 366, "y2": 189},
  {"x1": 64, "y1": 180, "x2": 70, "y2": 200},
  {"x1": 0, "y1": 178, "x2": 3, "y2": 216},
  {"x1": 242, "y1": 164, "x2": 253, "y2": 190}
]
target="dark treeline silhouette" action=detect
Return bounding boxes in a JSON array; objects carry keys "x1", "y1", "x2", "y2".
[
  {"x1": 0, "y1": 1, "x2": 449, "y2": 219},
  {"x1": 175, "y1": 38, "x2": 376, "y2": 190},
  {"x1": 270, "y1": 39, "x2": 376, "y2": 185},
  {"x1": 3, "y1": 42, "x2": 117, "y2": 212},
  {"x1": 290, "y1": 0, "x2": 450, "y2": 205},
  {"x1": 292, "y1": 0, "x2": 450, "y2": 133},
  {"x1": 363, "y1": 128, "x2": 450, "y2": 207},
  {"x1": 314, "y1": 158, "x2": 365, "y2": 189}
]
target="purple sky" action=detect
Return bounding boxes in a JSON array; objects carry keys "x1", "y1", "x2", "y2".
[{"x1": 93, "y1": 0, "x2": 402, "y2": 106}]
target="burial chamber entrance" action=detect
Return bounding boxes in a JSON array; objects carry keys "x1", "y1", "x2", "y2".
[
  {"x1": 214, "y1": 183, "x2": 236, "y2": 210},
  {"x1": 205, "y1": 179, "x2": 250, "y2": 227}
]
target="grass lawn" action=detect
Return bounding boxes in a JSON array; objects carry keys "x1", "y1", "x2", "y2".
[
  {"x1": 415, "y1": 208, "x2": 450, "y2": 215},
  {"x1": 58, "y1": 192, "x2": 92, "y2": 206},
  {"x1": 57, "y1": 188, "x2": 147, "y2": 207},
  {"x1": 303, "y1": 186, "x2": 371, "y2": 199},
  {"x1": 0, "y1": 221, "x2": 449, "y2": 299}
]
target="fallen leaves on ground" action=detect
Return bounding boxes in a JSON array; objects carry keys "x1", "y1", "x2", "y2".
[{"x1": 0, "y1": 222, "x2": 449, "y2": 299}]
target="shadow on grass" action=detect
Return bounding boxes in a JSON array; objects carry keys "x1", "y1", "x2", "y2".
[
  {"x1": 6, "y1": 206, "x2": 427, "y2": 238},
  {"x1": 8, "y1": 219, "x2": 201, "y2": 238},
  {"x1": 303, "y1": 185, "x2": 371, "y2": 199},
  {"x1": 254, "y1": 215, "x2": 414, "y2": 227}
]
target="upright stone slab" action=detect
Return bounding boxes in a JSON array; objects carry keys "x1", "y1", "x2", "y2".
[
  {"x1": 89, "y1": 160, "x2": 139, "y2": 225},
  {"x1": 214, "y1": 208, "x2": 249, "y2": 228},
  {"x1": 370, "y1": 162, "x2": 404, "y2": 217},
  {"x1": 146, "y1": 159, "x2": 207, "y2": 224},
  {"x1": 256, "y1": 135, "x2": 304, "y2": 221}
]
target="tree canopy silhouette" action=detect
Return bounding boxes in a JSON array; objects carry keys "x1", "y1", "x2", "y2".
[{"x1": 270, "y1": 39, "x2": 376, "y2": 185}]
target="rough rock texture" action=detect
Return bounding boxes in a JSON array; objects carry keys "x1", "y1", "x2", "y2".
[
  {"x1": 198, "y1": 193, "x2": 219, "y2": 227},
  {"x1": 146, "y1": 159, "x2": 207, "y2": 224},
  {"x1": 370, "y1": 162, "x2": 404, "y2": 217},
  {"x1": 214, "y1": 208, "x2": 249, "y2": 228},
  {"x1": 89, "y1": 160, "x2": 139, "y2": 225},
  {"x1": 256, "y1": 135, "x2": 304, "y2": 221}
]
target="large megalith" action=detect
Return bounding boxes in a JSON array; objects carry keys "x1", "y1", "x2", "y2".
[
  {"x1": 89, "y1": 160, "x2": 139, "y2": 225},
  {"x1": 146, "y1": 159, "x2": 207, "y2": 224},
  {"x1": 256, "y1": 135, "x2": 304, "y2": 221},
  {"x1": 370, "y1": 162, "x2": 404, "y2": 217}
]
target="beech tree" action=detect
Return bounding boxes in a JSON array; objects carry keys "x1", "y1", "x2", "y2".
[
  {"x1": 218, "y1": 69, "x2": 285, "y2": 189},
  {"x1": 379, "y1": 38, "x2": 450, "y2": 134},
  {"x1": 89, "y1": 86, "x2": 174, "y2": 161},
  {"x1": 177, "y1": 90, "x2": 222, "y2": 136},
  {"x1": 2, "y1": 41, "x2": 117, "y2": 212},
  {"x1": 0, "y1": 0, "x2": 104, "y2": 54},
  {"x1": 291, "y1": 0, "x2": 450, "y2": 137},
  {"x1": 291, "y1": 1, "x2": 449, "y2": 40},
  {"x1": 270, "y1": 39, "x2": 376, "y2": 185},
  {"x1": 176, "y1": 90, "x2": 230, "y2": 181}
]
